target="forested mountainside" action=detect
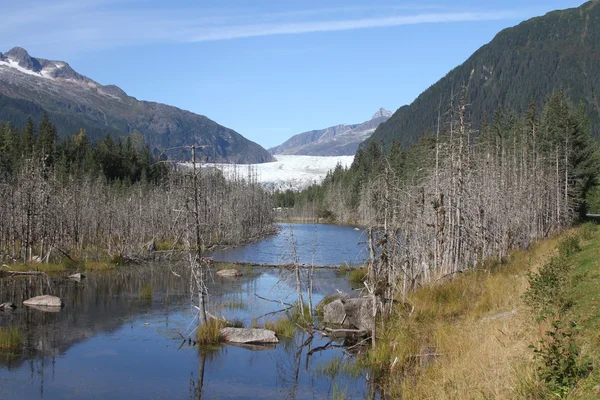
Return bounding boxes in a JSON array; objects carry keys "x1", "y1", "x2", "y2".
[
  {"x1": 367, "y1": 0, "x2": 600, "y2": 151},
  {"x1": 0, "y1": 47, "x2": 273, "y2": 163}
]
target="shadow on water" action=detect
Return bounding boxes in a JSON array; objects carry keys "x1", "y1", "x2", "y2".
[{"x1": 0, "y1": 224, "x2": 375, "y2": 399}]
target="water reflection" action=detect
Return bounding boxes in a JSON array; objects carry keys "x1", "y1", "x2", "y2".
[
  {"x1": 0, "y1": 263, "x2": 370, "y2": 399},
  {"x1": 208, "y1": 223, "x2": 368, "y2": 266}
]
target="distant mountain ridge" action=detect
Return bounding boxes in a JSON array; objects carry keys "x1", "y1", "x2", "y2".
[
  {"x1": 269, "y1": 108, "x2": 391, "y2": 156},
  {"x1": 366, "y1": 0, "x2": 600, "y2": 150},
  {"x1": 0, "y1": 47, "x2": 273, "y2": 163}
]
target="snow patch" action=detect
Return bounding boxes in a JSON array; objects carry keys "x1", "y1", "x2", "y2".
[
  {"x1": 198, "y1": 155, "x2": 354, "y2": 191},
  {"x1": 0, "y1": 59, "x2": 53, "y2": 79}
]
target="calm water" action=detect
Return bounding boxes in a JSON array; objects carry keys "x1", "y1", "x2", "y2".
[
  {"x1": 0, "y1": 224, "x2": 371, "y2": 399},
  {"x1": 208, "y1": 223, "x2": 369, "y2": 266}
]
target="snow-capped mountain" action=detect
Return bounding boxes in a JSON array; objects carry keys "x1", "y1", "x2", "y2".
[
  {"x1": 0, "y1": 47, "x2": 273, "y2": 163},
  {"x1": 269, "y1": 108, "x2": 392, "y2": 156}
]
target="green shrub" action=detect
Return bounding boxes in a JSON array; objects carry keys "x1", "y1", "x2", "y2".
[
  {"x1": 349, "y1": 267, "x2": 367, "y2": 284},
  {"x1": 532, "y1": 320, "x2": 592, "y2": 397},
  {"x1": 557, "y1": 235, "x2": 581, "y2": 258},
  {"x1": 524, "y1": 256, "x2": 571, "y2": 319}
]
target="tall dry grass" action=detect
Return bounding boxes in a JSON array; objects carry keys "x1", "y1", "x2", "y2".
[{"x1": 373, "y1": 236, "x2": 561, "y2": 399}]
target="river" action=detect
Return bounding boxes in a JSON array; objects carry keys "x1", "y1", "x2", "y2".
[{"x1": 0, "y1": 224, "x2": 372, "y2": 399}]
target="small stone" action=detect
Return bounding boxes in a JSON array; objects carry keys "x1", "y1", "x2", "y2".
[
  {"x1": 68, "y1": 273, "x2": 85, "y2": 281},
  {"x1": 216, "y1": 269, "x2": 242, "y2": 277},
  {"x1": 0, "y1": 302, "x2": 16, "y2": 311}
]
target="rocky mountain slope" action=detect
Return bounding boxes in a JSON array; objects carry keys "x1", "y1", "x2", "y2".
[
  {"x1": 269, "y1": 108, "x2": 391, "y2": 156},
  {"x1": 0, "y1": 47, "x2": 273, "y2": 163},
  {"x1": 366, "y1": 0, "x2": 600, "y2": 150}
]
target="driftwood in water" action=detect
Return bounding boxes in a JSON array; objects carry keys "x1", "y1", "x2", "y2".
[
  {"x1": 213, "y1": 260, "x2": 349, "y2": 270},
  {"x1": 0, "y1": 270, "x2": 49, "y2": 278},
  {"x1": 322, "y1": 327, "x2": 369, "y2": 335}
]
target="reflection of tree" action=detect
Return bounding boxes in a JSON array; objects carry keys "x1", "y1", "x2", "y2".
[
  {"x1": 0, "y1": 264, "x2": 192, "y2": 368},
  {"x1": 190, "y1": 347, "x2": 222, "y2": 400},
  {"x1": 272, "y1": 332, "x2": 316, "y2": 400}
]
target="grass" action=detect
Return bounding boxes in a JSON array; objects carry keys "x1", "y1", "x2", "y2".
[
  {"x1": 3, "y1": 259, "x2": 116, "y2": 273},
  {"x1": 365, "y1": 223, "x2": 600, "y2": 399},
  {"x1": 562, "y1": 224, "x2": 600, "y2": 399},
  {"x1": 348, "y1": 267, "x2": 367, "y2": 284},
  {"x1": 264, "y1": 316, "x2": 297, "y2": 339},
  {"x1": 196, "y1": 319, "x2": 227, "y2": 346},
  {"x1": 221, "y1": 300, "x2": 245, "y2": 309},
  {"x1": 316, "y1": 357, "x2": 364, "y2": 380},
  {"x1": 0, "y1": 327, "x2": 24, "y2": 352},
  {"x1": 263, "y1": 303, "x2": 313, "y2": 339},
  {"x1": 368, "y1": 230, "x2": 566, "y2": 399},
  {"x1": 196, "y1": 318, "x2": 245, "y2": 345},
  {"x1": 139, "y1": 284, "x2": 153, "y2": 301},
  {"x1": 215, "y1": 263, "x2": 243, "y2": 272}
]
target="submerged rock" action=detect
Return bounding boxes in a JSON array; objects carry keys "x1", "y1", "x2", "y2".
[
  {"x1": 0, "y1": 302, "x2": 16, "y2": 311},
  {"x1": 23, "y1": 295, "x2": 63, "y2": 308},
  {"x1": 68, "y1": 273, "x2": 86, "y2": 281},
  {"x1": 216, "y1": 269, "x2": 242, "y2": 277},
  {"x1": 220, "y1": 327, "x2": 279, "y2": 344}
]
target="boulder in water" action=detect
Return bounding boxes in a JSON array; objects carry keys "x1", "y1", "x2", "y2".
[
  {"x1": 23, "y1": 295, "x2": 63, "y2": 308},
  {"x1": 344, "y1": 298, "x2": 375, "y2": 331},
  {"x1": 220, "y1": 327, "x2": 279, "y2": 344},
  {"x1": 322, "y1": 299, "x2": 351, "y2": 327},
  {"x1": 316, "y1": 292, "x2": 350, "y2": 314}
]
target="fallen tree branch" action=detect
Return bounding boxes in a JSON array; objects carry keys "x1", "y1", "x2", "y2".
[
  {"x1": 256, "y1": 307, "x2": 292, "y2": 320},
  {"x1": 254, "y1": 293, "x2": 293, "y2": 307},
  {"x1": 4, "y1": 270, "x2": 49, "y2": 277},
  {"x1": 322, "y1": 327, "x2": 369, "y2": 335}
]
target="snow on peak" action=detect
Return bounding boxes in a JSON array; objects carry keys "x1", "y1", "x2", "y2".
[
  {"x1": 0, "y1": 58, "x2": 53, "y2": 80},
  {"x1": 371, "y1": 108, "x2": 392, "y2": 119}
]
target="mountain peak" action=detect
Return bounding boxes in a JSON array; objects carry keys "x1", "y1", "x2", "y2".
[
  {"x1": 371, "y1": 108, "x2": 392, "y2": 120},
  {"x1": 5, "y1": 47, "x2": 41, "y2": 72}
]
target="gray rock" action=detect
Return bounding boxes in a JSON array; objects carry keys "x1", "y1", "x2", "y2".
[
  {"x1": 216, "y1": 269, "x2": 241, "y2": 277},
  {"x1": 220, "y1": 327, "x2": 279, "y2": 344},
  {"x1": 23, "y1": 295, "x2": 63, "y2": 308},
  {"x1": 344, "y1": 298, "x2": 375, "y2": 332},
  {"x1": 322, "y1": 299, "x2": 350, "y2": 327},
  {"x1": 0, "y1": 302, "x2": 16, "y2": 311}
]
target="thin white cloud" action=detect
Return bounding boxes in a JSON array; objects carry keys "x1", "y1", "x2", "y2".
[
  {"x1": 0, "y1": 1, "x2": 534, "y2": 54},
  {"x1": 185, "y1": 11, "x2": 524, "y2": 43}
]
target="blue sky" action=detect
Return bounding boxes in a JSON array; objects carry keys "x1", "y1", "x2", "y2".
[{"x1": 0, "y1": 0, "x2": 586, "y2": 148}]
